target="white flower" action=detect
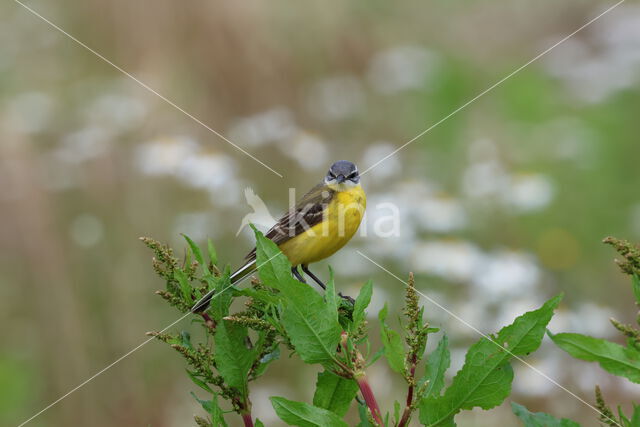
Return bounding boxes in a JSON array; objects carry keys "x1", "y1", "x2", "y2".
[
  {"x1": 228, "y1": 107, "x2": 297, "y2": 147},
  {"x1": 307, "y1": 75, "x2": 364, "y2": 121},
  {"x1": 367, "y1": 46, "x2": 440, "y2": 94}
]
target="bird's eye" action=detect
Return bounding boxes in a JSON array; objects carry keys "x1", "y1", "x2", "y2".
[{"x1": 328, "y1": 171, "x2": 336, "y2": 178}]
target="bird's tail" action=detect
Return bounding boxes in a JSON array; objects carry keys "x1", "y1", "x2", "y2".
[{"x1": 190, "y1": 260, "x2": 257, "y2": 313}]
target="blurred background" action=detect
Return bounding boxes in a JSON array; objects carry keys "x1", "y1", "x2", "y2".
[{"x1": 1, "y1": 0, "x2": 639, "y2": 425}]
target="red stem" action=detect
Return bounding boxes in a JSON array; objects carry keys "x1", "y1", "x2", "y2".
[
  {"x1": 398, "y1": 359, "x2": 417, "y2": 427},
  {"x1": 241, "y1": 412, "x2": 253, "y2": 427},
  {"x1": 357, "y1": 376, "x2": 384, "y2": 426},
  {"x1": 201, "y1": 313, "x2": 216, "y2": 329}
]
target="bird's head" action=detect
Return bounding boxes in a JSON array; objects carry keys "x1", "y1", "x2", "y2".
[{"x1": 324, "y1": 160, "x2": 360, "y2": 188}]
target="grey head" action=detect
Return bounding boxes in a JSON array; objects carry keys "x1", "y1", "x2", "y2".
[{"x1": 324, "y1": 160, "x2": 360, "y2": 185}]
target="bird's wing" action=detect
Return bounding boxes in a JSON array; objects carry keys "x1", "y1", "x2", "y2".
[{"x1": 243, "y1": 182, "x2": 335, "y2": 261}]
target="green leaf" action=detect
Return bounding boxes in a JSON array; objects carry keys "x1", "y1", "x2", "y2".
[
  {"x1": 180, "y1": 331, "x2": 193, "y2": 350},
  {"x1": 254, "y1": 229, "x2": 342, "y2": 365},
  {"x1": 174, "y1": 269, "x2": 193, "y2": 304},
  {"x1": 549, "y1": 332, "x2": 640, "y2": 383},
  {"x1": 183, "y1": 234, "x2": 210, "y2": 276},
  {"x1": 378, "y1": 303, "x2": 405, "y2": 374},
  {"x1": 420, "y1": 295, "x2": 562, "y2": 426},
  {"x1": 253, "y1": 226, "x2": 296, "y2": 291},
  {"x1": 633, "y1": 274, "x2": 640, "y2": 305},
  {"x1": 214, "y1": 320, "x2": 256, "y2": 398},
  {"x1": 186, "y1": 369, "x2": 212, "y2": 393},
  {"x1": 280, "y1": 290, "x2": 342, "y2": 365},
  {"x1": 313, "y1": 371, "x2": 358, "y2": 417},
  {"x1": 208, "y1": 238, "x2": 218, "y2": 266},
  {"x1": 394, "y1": 400, "x2": 401, "y2": 424},
  {"x1": 368, "y1": 347, "x2": 385, "y2": 366},
  {"x1": 358, "y1": 403, "x2": 374, "y2": 427},
  {"x1": 352, "y1": 280, "x2": 373, "y2": 331},
  {"x1": 511, "y1": 402, "x2": 580, "y2": 426},
  {"x1": 190, "y1": 392, "x2": 228, "y2": 426},
  {"x1": 325, "y1": 267, "x2": 339, "y2": 322},
  {"x1": 251, "y1": 337, "x2": 280, "y2": 379},
  {"x1": 631, "y1": 404, "x2": 640, "y2": 426},
  {"x1": 422, "y1": 334, "x2": 450, "y2": 398},
  {"x1": 270, "y1": 396, "x2": 348, "y2": 427},
  {"x1": 254, "y1": 419, "x2": 265, "y2": 427},
  {"x1": 208, "y1": 273, "x2": 234, "y2": 321}
]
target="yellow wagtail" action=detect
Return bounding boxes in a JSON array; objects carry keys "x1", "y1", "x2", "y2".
[{"x1": 192, "y1": 160, "x2": 366, "y2": 312}]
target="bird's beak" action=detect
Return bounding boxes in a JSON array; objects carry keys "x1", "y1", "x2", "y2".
[{"x1": 336, "y1": 175, "x2": 346, "y2": 183}]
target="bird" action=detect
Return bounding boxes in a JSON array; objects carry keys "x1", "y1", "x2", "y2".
[{"x1": 192, "y1": 160, "x2": 366, "y2": 313}]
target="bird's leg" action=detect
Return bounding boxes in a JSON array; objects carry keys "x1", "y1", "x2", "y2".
[
  {"x1": 300, "y1": 265, "x2": 355, "y2": 304},
  {"x1": 301, "y1": 264, "x2": 325, "y2": 289},
  {"x1": 339, "y1": 292, "x2": 355, "y2": 304},
  {"x1": 291, "y1": 266, "x2": 306, "y2": 283},
  {"x1": 302, "y1": 265, "x2": 355, "y2": 304}
]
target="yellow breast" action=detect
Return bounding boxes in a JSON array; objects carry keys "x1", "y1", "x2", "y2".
[{"x1": 279, "y1": 184, "x2": 366, "y2": 266}]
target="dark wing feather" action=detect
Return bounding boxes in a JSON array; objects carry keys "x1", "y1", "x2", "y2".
[{"x1": 244, "y1": 182, "x2": 334, "y2": 261}]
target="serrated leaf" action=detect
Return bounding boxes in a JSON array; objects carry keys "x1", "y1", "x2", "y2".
[
  {"x1": 255, "y1": 229, "x2": 341, "y2": 365},
  {"x1": 214, "y1": 320, "x2": 256, "y2": 399},
  {"x1": 174, "y1": 269, "x2": 193, "y2": 304},
  {"x1": 313, "y1": 371, "x2": 358, "y2": 417},
  {"x1": 352, "y1": 280, "x2": 373, "y2": 331},
  {"x1": 280, "y1": 290, "x2": 342, "y2": 365},
  {"x1": 190, "y1": 392, "x2": 227, "y2": 426},
  {"x1": 183, "y1": 234, "x2": 210, "y2": 276},
  {"x1": 378, "y1": 303, "x2": 405, "y2": 374},
  {"x1": 420, "y1": 295, "x2": 562, "y2": 426},
  {"x1": 422, "y1": 334, "x2": 450, "y2": 398},
  {"x1": 270, "y1": 396, "x2": 348, "y2": 427},
  {"x1": 511, "y1": 402, "x2": 580, "y2": 426},
  {"x1": 208, "y1": 238, "x2": 218, "y2": 266},
  {"x1": 549, "y1": 332, "x2": 640, "y2": 383}
]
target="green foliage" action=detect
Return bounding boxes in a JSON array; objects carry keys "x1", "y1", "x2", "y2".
[
  {"x1": 535, "y1": 237, "x2": 640, "y2": 426},
  {"x1": 270, "y1": 396, "x2": 348, "y2": 427},
  {"x1": 254, "y1": 229, "x2": 342, "y2": 365},
  {"x1": 420, "y1": 295, "x2": 561, "y2": 426},
  {"x1": 352, "y1": 280, "x2": 373, "y2": 332},
  {"x1": 214, "y1": 321, "x2": 257, "y2": 399},
  {"x1": 511, "y1": 402, "x2": 580, "y2": 427},
  {"x1": 421, "y1": 335, "x2": 450, "y2": 399},
  {"x1": 183, "y1": 234, "x2": 212, "y2": 277},
  {"x1": 144, "y1": 230, "x2": 569, "y2": 426},
  {"x1": 174, "y1": 269, "x2": 194, "y2": 304},
  {"x1": 313, "y1": 371, "x2": 359, "y2": 417},
  {"x1": 191, "y1": 392, "x2": 228, "y2": 427},
  {"x1": 378, "y1": 303, "x2": 406, "y2": 374},
  {"x1": 549, "y1": 332, "x2": 640, "y2": 383}
]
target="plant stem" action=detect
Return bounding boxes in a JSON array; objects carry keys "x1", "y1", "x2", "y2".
[
  {"x1": 398, "y1": 356, "x2": 417, "y2": 427},
  {"x1": 356, "y1": 375, "x2": 384, "y2": 426},
  {"x1": 240, "y1": 412, "x2": 254, "y2": 427},
  {"x1": 201, "y1": 312, "x2": 216, "y2": 329}
]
